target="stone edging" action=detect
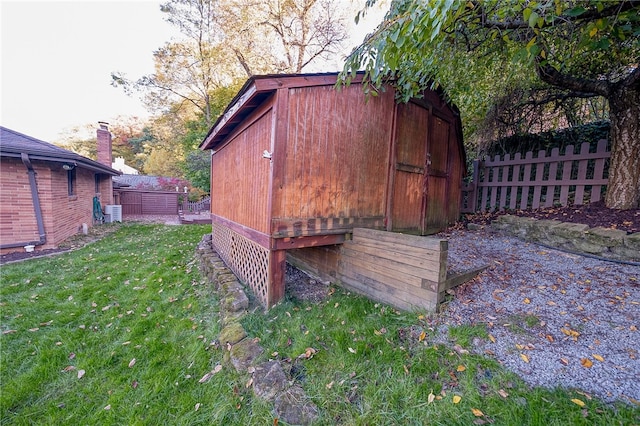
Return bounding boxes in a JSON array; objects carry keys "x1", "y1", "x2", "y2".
[
  {"x1": 194, "y1": 235, "x2": 319, "y2": 425},
  {"x1": 489, "y1": 215, "x2": 640, "y2": 263}
]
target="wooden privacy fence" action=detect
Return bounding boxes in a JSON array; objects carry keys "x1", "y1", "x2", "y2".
[
  {"x1": 461, "y1": 139, "x2": 610, "y2": 213},
  {"x1": 117, "y1": 189, "x2": 179, "y2": 216}
]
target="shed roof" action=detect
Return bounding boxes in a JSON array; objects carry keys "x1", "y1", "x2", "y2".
[
  {"x1": 200, "y1": 72, "x2": 364, "y2": 150},
  {"x1": 0, "y1": 126, "x2": 120, "y2": 176}
]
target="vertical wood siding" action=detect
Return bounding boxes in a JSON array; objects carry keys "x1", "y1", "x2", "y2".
[
  {"x1": 275, "y1": 85, "x2": 394, "y2": 225},
  {"x1": 211, "y1": 109, "x2": 272, "y2": 234}
]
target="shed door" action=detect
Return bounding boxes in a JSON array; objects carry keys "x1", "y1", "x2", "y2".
[
  {"x1": 424, "y1": 115, "x2": 451, "y2": 234},
  {"x1": 389, "y1": 102, "x2": 428, "y2": 233}
]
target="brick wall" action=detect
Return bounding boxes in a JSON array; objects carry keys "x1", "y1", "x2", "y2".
[
  {"x1": 0, "y1": 157, "x2": 112, "y2": 255},
  {"x1": 0, "y1": 157, "x2": 40, "y2": 250}
]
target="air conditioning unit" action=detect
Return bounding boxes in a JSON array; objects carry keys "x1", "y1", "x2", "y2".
[{"x1": 104, "y1": 205, "x2": 122, "y2": 223}]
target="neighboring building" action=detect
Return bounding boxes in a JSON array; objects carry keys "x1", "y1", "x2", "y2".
[
  {"x1": 112, "y1": 157, "x2": 139, "y2": 175},
  {"x1": 199, "y1": 72, "x2": 466, "y2": 307},
  {"x1": 0, "y1": 123, "x2": 119, "y2": 255}
]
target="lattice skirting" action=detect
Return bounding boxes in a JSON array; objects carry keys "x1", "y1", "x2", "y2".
[{"x1": 211, "y1": 222, "x2": 270, "y2": 307}]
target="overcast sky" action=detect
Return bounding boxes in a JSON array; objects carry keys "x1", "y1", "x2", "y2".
[{"x1": 0, "y1": 0, "x2": 387, "y2": 143}]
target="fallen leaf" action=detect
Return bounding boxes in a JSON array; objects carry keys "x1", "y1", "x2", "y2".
[
  {"x1": 77, "y1": 369, "x2": 85, "y2": 379},
  {"x1": 198, "y1": 365, "x2": 223, "y2": 383},
  {"x1": 580, "y1": 358, "x2": 593, "y2": 368},
  {"x1": 523, "y1": 298, "x2": 531, "y2": 304},
  {"x1": 326, "y1": 381, "x2": 334, "y2": 390},
  {"x1": 2, "y1": 330, "x2": 17, "y2": 335},
  {"x1": 418, "y1": 331, "x2": 426, "y2": 342},
  {"x1": 453, "y1": 344, "x2": 469, "y2": 354},
  {"x1": 592, "y1": 354, "x2": 604, "y2": 362},
  {"x1": 576, "y1": 390, "x2": 592, "y2": 400},
  {"x1": 561, "y1": 328, "x2": 580, "y2": 341},
  {"x1": 488, "y1": 334, "x2": 496, "y2": 343},
  {"x1": 559, "y1": 358, "x2": 569, "y2": 366},
  {"x1": 498, "y1": 389, "x2": 509, "y2": 398},
  {"x1": 453, "y1": 395, "x2": 462, "y2": 404},
  {"x1": 520, "y1": 353, "x2": 530, "y2": 363},
  {"x1": 457, "y1": 365, "x2": 466, "y2": 372},
  {"x1": 62, "y1": 366, "x2": 76, "y2": 372},
  {"x1": 104, "y1": 404, "x2": 111, "y2": 410},
  {"x1": 571, "y1": 398, "x2": 585, "y2": 407},
  {"x1": 428, "y1": 392, "x2": 435, "y2": 404},
  {"x1": 546, "y1": 334, "x2": 554, "y2": 342},
  {"x1": 471, "y1": 408, "x2": 484, "y2": 417},
  {"x1": 348, "y1": 347, "x2": 357, "y2": 354},
  {"x1": 132, "y1": 380, "x2": 138, "y2": 389},
  {"x1": 128, "y1": 358, "x2": 136, "y2": 368},
  {"x1": 194, "y1": 403, "x2": 201, "y2": 411}
]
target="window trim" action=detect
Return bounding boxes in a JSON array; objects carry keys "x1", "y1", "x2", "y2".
[{"x1": 67, "y1": 168, "x2": 76, "y2": 196}]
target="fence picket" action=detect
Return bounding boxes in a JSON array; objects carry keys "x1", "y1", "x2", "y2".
[
  {"x1": 574, "y1": 143, "x2": 591, "y2": 205},
  {"x1": 519, "y1": 151, "x2": 534, "y2": 210},
  {"x1": 499, "y1": 157, "x2": 510, "y2": 209},
  {"x1": 545, "y1": 148, "x2": 560, "y2": 207},
  {"x1": 509, "y1": 153, "x2": 521, "y2": 210},
  {"x1": 531, "y1": 149, "x2": 546, "y2": 209},
  {"x1": 591, "y1": 139, "x2": 608, "y2": 203}
]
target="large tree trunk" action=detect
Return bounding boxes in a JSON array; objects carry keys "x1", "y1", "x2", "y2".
[
  {"x1": 606, "y1": 84, "x2": 640, "y2": 209},
  {"x1": 537, "y1": 64, "x2": 640, "y2": 209}
]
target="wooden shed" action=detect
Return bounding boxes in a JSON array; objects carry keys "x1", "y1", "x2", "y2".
[{"x1": 200, "y1": 72, "x2": 466, "y2": 308}]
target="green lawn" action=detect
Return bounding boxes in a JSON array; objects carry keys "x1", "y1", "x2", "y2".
[{"x1": 1, "y1": 223, "x2": 638, "y2": 425}]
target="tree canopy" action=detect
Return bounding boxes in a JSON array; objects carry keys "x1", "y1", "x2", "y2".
[{"x1": 343, "y1": 0, "x2": 640, "y2": 209}]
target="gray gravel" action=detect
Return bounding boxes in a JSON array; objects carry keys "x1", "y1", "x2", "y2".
[{"x1": 436, "y1": 228, "x2": 640, "y2": 405}]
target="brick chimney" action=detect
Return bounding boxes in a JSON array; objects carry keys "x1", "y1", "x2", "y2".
[{"x1": 96, "y1": 121, "x2": 112, "y2": 167}]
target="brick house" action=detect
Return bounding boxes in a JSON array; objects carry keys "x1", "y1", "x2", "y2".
[{"x1": 0, "y1": 123, "x2": 119, "y2": 255}]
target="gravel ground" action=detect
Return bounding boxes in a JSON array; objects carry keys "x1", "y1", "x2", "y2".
[{"x1": 435, "y1": 228, "x2": 640, "y2": 405}]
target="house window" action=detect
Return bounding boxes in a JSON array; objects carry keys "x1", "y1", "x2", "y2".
[{"x1": 67, "y1": 168, "x2": 76, "y2": 196}]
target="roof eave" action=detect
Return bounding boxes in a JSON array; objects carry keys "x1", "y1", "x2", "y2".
[
  {"x1": 1, "y1": 151, "x2": 121, "y2": 176},
  {"x1": 200, "y1": 81, "x2": 259, "y2": 150}
]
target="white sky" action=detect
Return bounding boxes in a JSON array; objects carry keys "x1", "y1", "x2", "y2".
[{"x1": 0, "y1": 0, "x2": 388, "y2": 143}]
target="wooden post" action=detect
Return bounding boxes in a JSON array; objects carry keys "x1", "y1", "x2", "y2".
[{"x1": 268, "y1": 249, "x2": 286, "y2": 308}]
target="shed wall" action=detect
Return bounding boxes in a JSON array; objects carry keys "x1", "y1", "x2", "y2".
[
  {"x1": 210, "y1": 108, "x2": 272, "y2": 235},
  {"x1": 272, "y1": 84, "x2": 394, "y2": 236}
]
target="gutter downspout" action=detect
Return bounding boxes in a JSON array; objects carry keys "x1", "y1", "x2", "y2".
[{"x1": 0, "y1": 153, "x2": 47, "y2": 249}]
